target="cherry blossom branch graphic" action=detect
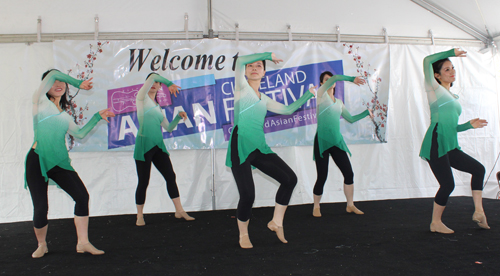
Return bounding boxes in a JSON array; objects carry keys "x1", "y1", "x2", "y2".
[
  {"x1": 343, "y1": 43, "x2": 387, "y2": 143},
  {"x1": 65, "y1": 41, "x2": 110, "y2": 150}
]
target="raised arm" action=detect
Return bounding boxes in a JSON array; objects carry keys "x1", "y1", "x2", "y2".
[
  {"x1": 67, "y1": 112, "x2": 102, "y2": 139},
  {"x1": 33, "y1": 70, "x2": 84, "y2": 114},
  {"x1": 423, "y1": 49, "x2": 455, "y2": 92},
  {"x1": 33, "y1": 70, "x2": 83, "y2": 104},
  {"x1": 136, "y1": 73, "x2": 175, "y2": 126},
  {"x1": 340, "y1": 100, "x2": 370, "y2": 124},
  {"x1": 266, "y1": 90, "x2": 314, "y2": 115},
  {"x1": 316, "y1": 75, "x2": 355, "y2": 99},
  {"x1": 136, "y1": 73, "x2": 174, "y2": 102},
  {"x1": 234, "y1": 52, "x2": 273, "y2": 93}
]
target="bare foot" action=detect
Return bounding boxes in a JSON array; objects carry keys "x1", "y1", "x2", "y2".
[
  {"x1": 267, "y1": 221, "x2": 288, "y2": 243},
  {"x1": 76, "y1": 243, "x2": 104, "y2": 255},
  {"x1": 313, "y1": 207, "x2": 321, "y2": 217},
  {"x1": 32, "y1": 243, "x2": 48, "y2": 258},
  {"x1": 136, "y1": 216, "x2": 145, "y2": 226},
  {"x1": 346, "y1": 205, "x2": 364, "y2": 215},
  {"x1": 472, "y1": 212, "x2": 490, "y2": 229},
  {"x1": 430, "y1": 222, "x2": 454, "y2": 234},
  {"x1": 175, "y1": 211, "x2": 195, "y2": 221},
  {"x1": 239, "y1": 233, "x2": 253, "y2": 249}
]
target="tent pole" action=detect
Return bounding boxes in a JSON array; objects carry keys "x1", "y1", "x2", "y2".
[
  {"x1": 207, "y1": 0, "x2": 214, "y2": 38},
  {"x1": 211, "y1": 147, "x2": 216, "y2": 210}
]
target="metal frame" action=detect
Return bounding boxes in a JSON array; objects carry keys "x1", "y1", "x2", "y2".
[
  {"x1": 217, "y1": 31, "x2": 483, "y2": 46},
  {"x1": 0, "y1": 31, "x2": 484, "y2": 47},
  {"x1": 411, "y1": 0, "x2": 495, "y2": 48},
  {"x1": 0, "y1": 0, "x2": 491, "y2": 47}
]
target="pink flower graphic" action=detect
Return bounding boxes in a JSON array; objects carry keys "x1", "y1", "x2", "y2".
[
  {"x1": 65, "y1": 41, "x2": 110, "y2": 150},
  {"x1": 343, "y1": 43, "x2": 388, "y2": 142}
]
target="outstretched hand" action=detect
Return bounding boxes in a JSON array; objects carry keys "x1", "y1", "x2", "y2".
[
  {"x1": 454, "y1": 48, "x2": 467, "y2": 57},
  {"x1": 469, "y1": 118, "x2": 487, "y2": 129},
  {"x1": 99, "y1": 108, "x2": 115, "y2": 123},
  {"x1": 178, "y1": 111, "x2": 188, "y2": 121},
  {"x1": 368, "y1": 108, "x2": 374, "y2": 118},
  {"x1": 271, "y1": 53, "x2": 284, "y2": 65},
  {"x1": 353, "y1": 76, "x2": 366, "y2": 86},
  {"x1": 169, "y1": 84, "x2": 181, "y2": 97},
  {"x1": 308, "y1": 85, "x2": 318, "y2": 96},
  {"x1": 80, "y1": 77, "x2": 93, "y2": 90}
]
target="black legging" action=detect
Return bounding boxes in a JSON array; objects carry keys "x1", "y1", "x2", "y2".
[
  {"x1": 25, "y1": 149, "x2": 89, "y2": 229},
  {"x1": 428, "y1": 125, "x2": 485, "y2": 206},
  {"x1": 313, "y1": 135, "x2": 354, "y2": 196},
  {"x1": 135, "y1": 146, "x2": 180, "y2": 205},
  {"x1": 230, "y1": 126, "x2": 298, "y2": 222}
]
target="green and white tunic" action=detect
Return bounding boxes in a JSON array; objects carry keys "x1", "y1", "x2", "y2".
[
  {"x1": 133, "y1": 74, "x2": 182, "y2": 161},
  {"x1": 419, "y1": 49, "x2": 472, "y2": 160},
  {"x1": 225, "y1": 52, "x2": 314, "y2": 167},
  {"x1": 27, "y1": 70, "x2": 102, "y2": 187},
  {"x1": 315, "y1": 75, "x2": 369, "y2": 159}
]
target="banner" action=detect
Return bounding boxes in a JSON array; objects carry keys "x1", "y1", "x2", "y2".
[{"x1": 53, "y1": 40, "x2": 390, "y2": 151}]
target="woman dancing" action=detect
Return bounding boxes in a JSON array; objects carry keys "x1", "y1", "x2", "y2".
[
  {"x1": 226, "y1": 52, "x2": 315, "y2": 249},
  {"x1": 312, "y1": 71, "x2": 372, "y2": 217},
  {"x1": 420, "y1": 48, "x2": 488, "y2": 234},
  {"x1": 134, "y1": 73, "x2": 193, "y2": 226},
  {"x1": 26, "y1": 69, "x2": 114, "y2": 258}
]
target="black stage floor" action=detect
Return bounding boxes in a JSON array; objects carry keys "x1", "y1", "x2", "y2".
[{"x1": 1, "y1": 197, "x2": 499, "y2": 275}]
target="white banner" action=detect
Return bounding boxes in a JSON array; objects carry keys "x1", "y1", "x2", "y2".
[{"x1": 53, "y1": 40, "x2": 390, "y2": 152}]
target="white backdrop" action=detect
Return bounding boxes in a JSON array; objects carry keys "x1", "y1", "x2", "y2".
[{"x1": 1, "y1": 42, "x2": 499, "y2": 224}]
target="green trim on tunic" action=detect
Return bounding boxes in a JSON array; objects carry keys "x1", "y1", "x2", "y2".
[
  {"x1": 225, "y1": 52, "x2": 314, "y2": 167},
  {"x1": 419, "y1": 49, "x2": 473, "y2": 160},
  {"x1": 315, "y1": 75, "x2": 369, "y2": 159},
  {"x1": 26, "y1": 70, "x2": 102, "y2": 188},
  {"x1": 134, "y1": 73, "x2": 182, "y2": 161}
]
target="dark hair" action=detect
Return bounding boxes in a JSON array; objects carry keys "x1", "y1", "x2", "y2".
[
  {"x1": 42, "y1": 69, "x2": 70, "y2": 110},
  {"x1": 319, "y1": 71, "x2": 333, "y2": 83},
  {"x1": 245, "y1": 60, "x2": 266, "y2": 71},
  {"x1": 319, "y1": 71, "x2": 335, "y2": 94},
  {"x1": 432, "y1": 58, "x2": 453, "y2": 87},
  {"x1": 146, "y1": 72, "x2": 160, "y2": 103}
]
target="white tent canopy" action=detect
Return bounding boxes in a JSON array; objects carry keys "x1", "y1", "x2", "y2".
[
  {"x1": 1, "y1": 0, "x2": 499, "y2": 44},
  {"x1": 1, "y1": 0, "x2": 500, "y2": 224}
]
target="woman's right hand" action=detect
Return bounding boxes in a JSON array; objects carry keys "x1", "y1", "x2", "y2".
[
  {"x1": 178, "y1": 111, "x2": 188, "y2": 121},
  {"x1": 80, "y1": 77, "x2": 93, "y2": 90},
  {"x1": 271, "y1": 53, "x2": 283, "y2": 64},
  {"x1": 469, "y1": 118, "x2": 487, "y2": 129},
  {"x1": 454, "y1": 48, "x2": 467, "y2": 57},
  {"x1": 169, "y1": 84, "x2": 181, "y2": 97},
  {"x1": 99, "y1": 108, "x2": 115, "y2": 123}
]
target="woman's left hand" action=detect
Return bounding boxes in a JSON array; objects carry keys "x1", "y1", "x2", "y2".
[
  {"x1": 368, "y1": 108, "x2": 374, "y2": 118},
  {"x1": 454, "y1": 48, "x2": 467, "y2": 58},
  {"x1": 271, "y1": 53, "x2": 284, "y2": 65},
  {"x1": 470, "y1": 118, "x2": 487, "y2": 129},
  {"x1": 308, "y1": 85, "x2": 318, "y2": 96},
  {"x1": 178, "y1": 111, "x2": 188, "y2": 121},
  {"x1": 353, "y1": 76, "x2": 366, "y2": 86},
  {"x1": 99, "y1": 108, "x2": 116, "y2": 123},
  {"x1": 169, "y1": 84, "x2": 181, "y2": 97},
  {"x1": 80, "y1": 78, "x2": 93, "y2": 90}
]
